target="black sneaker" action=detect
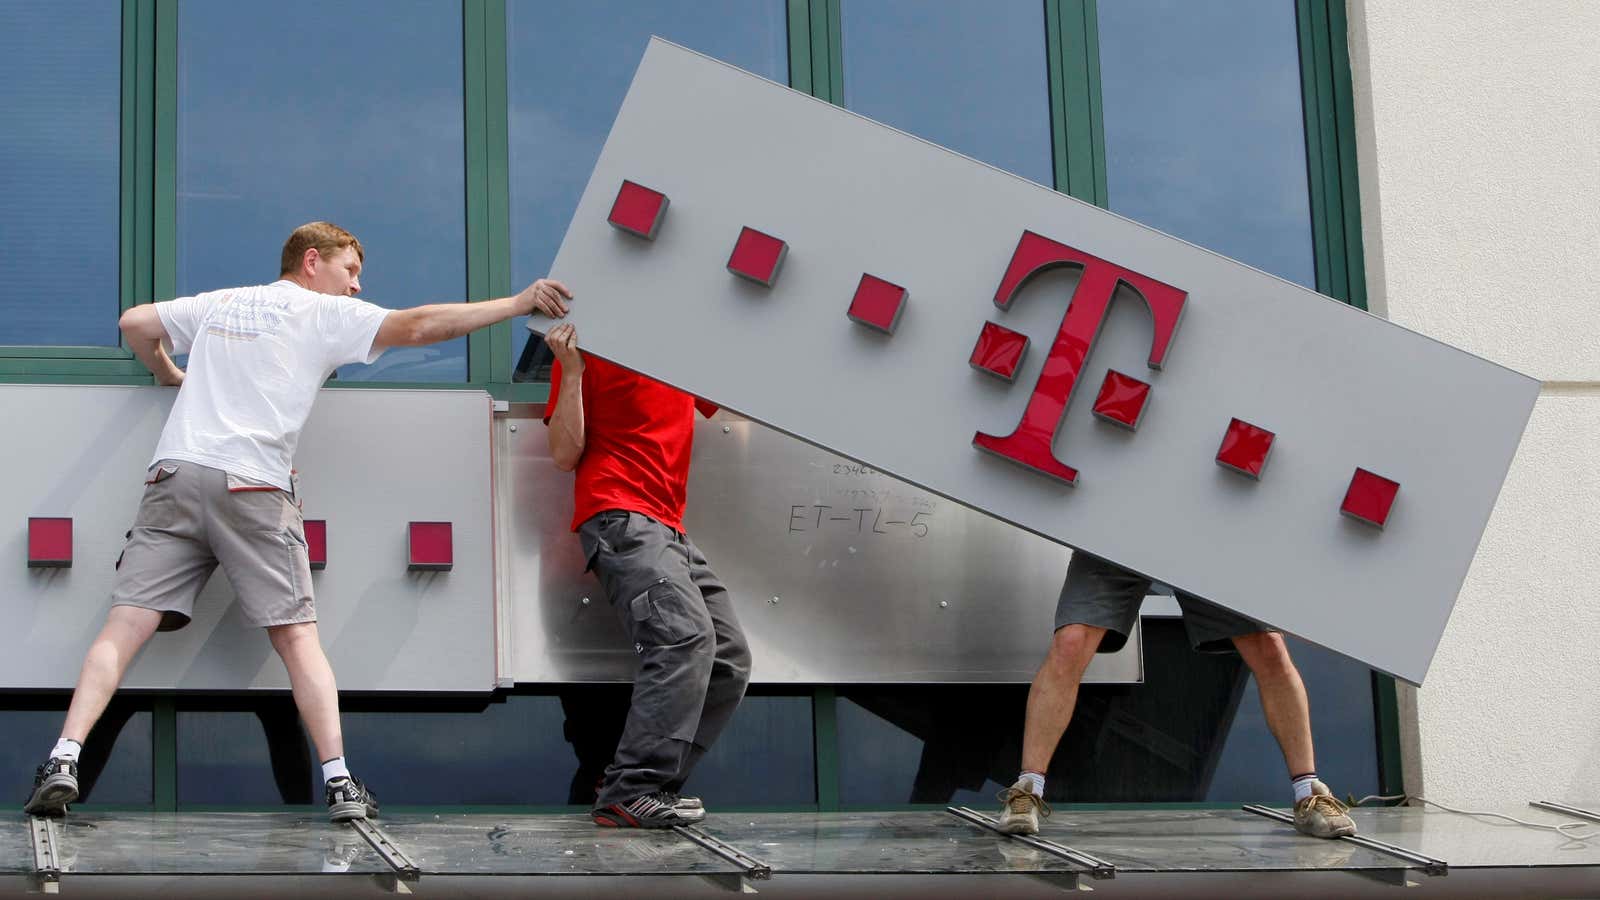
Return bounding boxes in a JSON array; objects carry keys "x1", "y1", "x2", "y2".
[
  {"x1": 592, "y1": 791, "x2": 694, "y2": 828},
  {"x1": 326, "y1": 776, "x2": 379, "y2": 823},
  {"x1": 24, "y1": 757, "x2": 79, "y2": 817},
  {"x1": 661, "y1": 791, "x2": 706, "y2": 823}
]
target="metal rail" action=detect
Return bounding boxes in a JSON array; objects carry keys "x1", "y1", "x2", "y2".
[
  {"x1": 29, "y1": 815, "x2": 62, "y2": 894},
  {"x1": 946, "y1": 806, "x2": 1116, "y2": 879},
  {"x1": 1530, "y1": 800, "x2": 1600, "y2": 825},
  {"x1": 674, "y1": 824, "x2": 773, "y2": 880},
  {"x1": 1242, "y1": 804, "x2": 1448, "y2": 876},
  {"x1": 349, "y1": 817, "x2": 422, "y2": 882}
]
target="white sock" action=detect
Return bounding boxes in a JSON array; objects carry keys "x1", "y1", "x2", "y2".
[
  {"x1": 1292, "y1": 773, "x2": 1319, "y2": 803},
  {"x1": 1017, "y1": 771, "x2": 1046, "y2": 797},
  {"x1": 51, "y1": 738, "x2": 82, "y2": 762},
  {"x1": 321, "y1": 756, "x2": 351, "y2": 783}
]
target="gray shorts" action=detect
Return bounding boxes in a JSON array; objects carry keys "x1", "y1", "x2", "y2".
[
  {"x1": 111, "y1": 460, "x2": 314, "y2": 631},
  {"x1": 1055, "y1": 553, "x2": 1272, "y2": 654}
]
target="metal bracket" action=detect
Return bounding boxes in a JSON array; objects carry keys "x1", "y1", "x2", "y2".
[
  {"x1": 946, "y1": 806, "x2": 1116, "y2": 880},
  {"x1": 29, "y1": 815, "x2": 62, "y2": 894},
  {"x1": 1530, "y1": 800, "x2": 1600, "y2": 825},
  {"x1": 697, "y1": 872, "x2": 761, "y2": 893},
  {"x1": 673, "y1": 824, "x2": 772, "y2": 880},
  {"x1": 348, "y1": 818, "x2": 421, "y2": 883},
  {"x1": 1242, "y1": 804, "x2": 1448, "y2": 877}
]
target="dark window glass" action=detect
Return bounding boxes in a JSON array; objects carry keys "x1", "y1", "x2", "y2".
[
  {"x1": 1098, "y1": 0, "x2": 1316, "y2": 287},
  {"x1": 176, "y1": 0, "x2": 467, "y2": 381},
  {"x1": 0, "y1": 0, "x2": 121, "y2": 347},
  {"x1": 0, "y1": 700, "x2": 153, "y2": 806},
  {"x1": 840, "y1": 0, "x2": 1053, "y2": 187},
  {"x1": 176, "y1": 691, "x2": 813, "y2": 807},
  {"x1": 506, "y1": 0, "x2": 788, "y2": 372},
  {"x1": 838, "y1": 623, "x2": 1378, "y2": 805}
]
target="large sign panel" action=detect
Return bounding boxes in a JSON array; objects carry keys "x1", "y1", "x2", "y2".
[{"x1": 543, "y1": 39, "x2": 1540, "y2": 684}]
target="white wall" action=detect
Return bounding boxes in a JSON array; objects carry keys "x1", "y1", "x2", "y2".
[{"x1": 1348, "y1": 0, "x2": 1600, "y2": 804}]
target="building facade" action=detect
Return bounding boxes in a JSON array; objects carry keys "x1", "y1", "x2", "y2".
[{"x1": 2, "y1": 0, "x2": 1585, "y2": 813}]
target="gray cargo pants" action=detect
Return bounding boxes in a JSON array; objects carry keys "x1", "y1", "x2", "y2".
[{"x1": 580, "y1": 510, "x2": 752, "y2": 808}]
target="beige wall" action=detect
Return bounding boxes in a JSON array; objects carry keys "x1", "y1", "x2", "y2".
[{"x1": 1348, "y1": 0, "x2": 1600, "y2": 803}]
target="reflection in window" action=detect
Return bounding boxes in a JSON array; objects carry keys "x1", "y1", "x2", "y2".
[
  {"x1": 837, "y1": 625, "x2": 1378, "y2": 804},
  {"x1": 840, "y1": 0, "x2": 1053, "y2": 187},
  {"x1": 176, "y1": 0, "x2": 467, "y2": 381},
  {"x1": 0, "y1": 702, "x2": 153, "y2": 806},
  {"x1": 0, "y1": 0, "x2": 121, "y2": 347},
  {"x1": 174, "y1": 691, "x2": 813, "y2": 807},
  {"x1": 1099, "y1": 0, "x2": 1315, "y2": 287},
  {"x1": 506, "y1": 0, "x2": 788, "y2": 373}
]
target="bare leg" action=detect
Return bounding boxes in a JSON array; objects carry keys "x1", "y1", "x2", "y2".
[
  {"x1": 1020, "y1": 625, "x2": 1108, "y2": 773},
  {"x1": 60, "y1": 606, "x2": 164, "y2": 744},
  {"x1": 267, "y1": 622, "x2": 344, "y2": 764},
  {"x1": 1232, "y1": 632, "x2": 1315, "y2": 776}
]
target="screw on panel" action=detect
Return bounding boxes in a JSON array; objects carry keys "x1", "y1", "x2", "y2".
[
  {"x1": 939, "y1": 601, "x2": 949, "y2": 608},
  {"x1": 722, "y1": 425, "x2": 731, "y2": 433},
  {"x1": 769, "y1": 596, "x2": 780, "y2": 605},
  {"x1": 509, "y1": 424, "x2": 518, "y2": 432},
  {"x1": 581, "y1": 597, "x2": 591, "y2": 606}
]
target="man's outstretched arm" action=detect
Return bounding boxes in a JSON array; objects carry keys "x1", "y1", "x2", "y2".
[{"x1": 373, "y1": 279, "x2": 572, "y2": 350}]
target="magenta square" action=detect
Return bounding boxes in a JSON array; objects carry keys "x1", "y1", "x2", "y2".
[
  {"x1": 28, "y1": 517, "x2": 72, "y2": 568},
  {"x1": 1215, "y1": 418, "x2": 1276, "y2": 479},
  {"x1": 304, "y1": 520, "x2": 327, "y2": 570},
  {"x1": 847, "y1": 274, "x2": 908, "y2": 334},
  {"x1": 1091, "y1": 370, "x2": 1151, "y2": 430},
  {"x1": 607, "y1": 180, "x2": 668, "y2": 239},
  {"x1": 1342, "y1": 469, "x2": 1400, "y2": 529},
  {"x1": 969, "y1": 321, "x2": 1029, "y2": 381},
  {"x1": 727, "y1": 227, "x2": 787, "y2": 286},
  {"x1": 408, "y1": 521, "x2": 453, "y2": 571}
]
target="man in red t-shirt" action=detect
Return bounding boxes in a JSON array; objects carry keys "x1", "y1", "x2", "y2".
[{"x1": 542, "y1": 322, "x2": 750, "y2": 829}]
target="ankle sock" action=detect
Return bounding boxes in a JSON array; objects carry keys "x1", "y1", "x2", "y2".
[
  {"x1": 1017, "y1": 771, "x2": 1046, "y2": 797},
  {"x1": 51, "y1": 738, "x2": 82, "y2": 762},
  {"x1": 1291, "y1": 772, "x2": 1319, "y2": 803},
  {"x1": 321, "y1": 756, "x2": 351, "y2": 784}
]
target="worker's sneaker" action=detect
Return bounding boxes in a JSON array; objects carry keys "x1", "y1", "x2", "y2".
[
  {"x1": 1293, "y1": 781, "x2": 1357, "y2": 838},
  {"x1": 326, "y1": 776, "x2": 379, "y2": 823},
  {"x1": 593, "y1": 791, "x2": 695, "y2": 829},
  {"x1": 996, "y1": 779, "x2": 1051, "y2": 835},
  {"x1": 24, "y1": 757, "x2": 79, "y2": 817},
  {"x1": 661, "y1": 791, "x2": 706, "y2": 823}
]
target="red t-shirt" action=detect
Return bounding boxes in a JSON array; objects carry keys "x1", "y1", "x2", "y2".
[{"x1": 546, "y1": 355, "x2": 715, "y2": 533}]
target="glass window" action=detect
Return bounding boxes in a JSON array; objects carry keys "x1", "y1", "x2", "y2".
[
  {"x1": 176, "y1": 690, "x2": 814, "y2": 807},
  {"x1": 838, "y1": 624, "x2": 1378, "y2": 805},
  {"x1": 176, "y1": 0, "x2": 467, "y2": 382},
  {"x1": 840, "y1": 0, "x2": 1053, "y2": 187},
  {"x1": 1098, "y1": 0, "x2": 1315, "y2": 287},
  {"x1": 0, "y1": 701, "x2": 153, "y2": 807},
  {"x1": 506, "y1": 0, "x2": 789, "y2": 372},
  {"x1": 0, "y1": 0, "x2": 121, "y2": 347}
]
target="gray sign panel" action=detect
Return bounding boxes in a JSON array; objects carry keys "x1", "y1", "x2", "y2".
[
  {"x1": 504, "y1": 409, "x2": 1146, "y2": 684},
  {"x1": 0, "y1": 385, "x2": 497, "y2": 692},
  {"x1": 543, "y1": 39, "x2": 1539, "y2": 684}
]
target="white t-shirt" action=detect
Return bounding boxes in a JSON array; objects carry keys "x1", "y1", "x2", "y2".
[{"x1": 150, "y1": 280, "x2": 392, "y2": 490}]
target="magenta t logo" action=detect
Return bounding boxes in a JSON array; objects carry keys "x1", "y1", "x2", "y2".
[{"x1": 973, "y1": 231, "x2": 1188, "y2": 484}]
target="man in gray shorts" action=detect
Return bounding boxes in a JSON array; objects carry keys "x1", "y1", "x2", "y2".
[
  {"x1": 996, "y1": 553, "x2": 1358, "y2": 839},
  {"x1": 24, "y1": 221, "x2": 573, "y2": 821}
]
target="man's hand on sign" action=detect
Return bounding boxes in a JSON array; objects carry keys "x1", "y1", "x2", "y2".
[
  {"x1": 545, "y1": 323, "x2": 583, "y2": 372},
  {"x1": 516, "y1": 278, "x2": 573, "y2": 318}
]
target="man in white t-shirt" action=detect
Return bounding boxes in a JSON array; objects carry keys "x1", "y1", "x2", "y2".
[{"x1": 24, "y1": 221, "x2": 572, "y2": 822}]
